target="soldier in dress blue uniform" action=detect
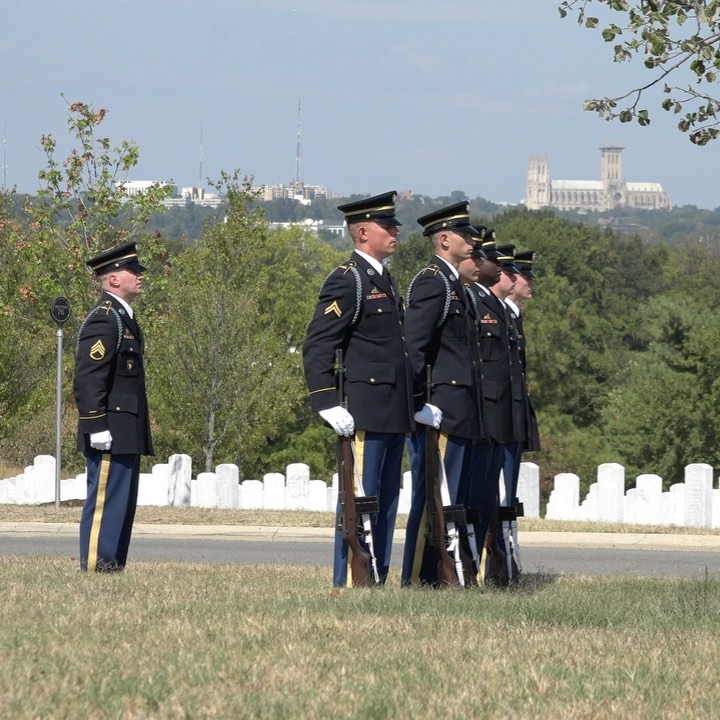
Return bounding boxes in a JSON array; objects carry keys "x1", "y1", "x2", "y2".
[
  {"x1": 503, "y1": 250, "x2": 541, "y2": 514},
  {"x1": 74, "y1": 241, "x2": 153, "y2": 572},
  {"x1": 302, "y1": 191, "x2": 415, "y2": 586},
  {"x1": 463, "y1": 234, "x2": 526, "y2": 584},
  {"x1": 401, "y1": 202, "x2": 484, "y2": 586}
]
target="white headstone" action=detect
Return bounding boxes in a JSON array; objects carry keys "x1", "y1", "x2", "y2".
[
  {"x1": 660, "y1": 491, "x2": 673, "y2": 526},
  {"x1": 263, "y1": 472, "x2": 286, "y2": 510},
  {"x1": 31, "y1": 455, "x2": 56, "y2": 504},
  {"x1": 168, "y1": 454, "x2": 192, "y2": 506},
  {"x1": 20, "y1": 465, "x2": 34, "y2": 504},
  {"x1": 138, "y1": 465, "x2": 169, "y2": 506},
  {"x1": 597, "y1": 463, "x2": 625, "y2": 523},
  {"x1": 669, "y1": 483, "x2": 685, "y2": 526},
  {"x1": 712, "y1": 488, "x2": 720, "y2": 530},
  {"x1": 683, "y1": 463, "x2": 713, "y2": 528},
  {"x1": 624, "y1": 488, "x2": 638, "y2": 525},
  {"x1": 397, "y1": 470, "x2": 412, "y2": 515},
  {"x1": 216, "y1": 464, "x2": 239, "y2": 509},
  {"x1": 61, "y1": 473, "x2": 87, "y2": 502},
  {"x1": 0, "y1": 477, "x2": 12, "y2": 504},
  {"x1": 326, "y1": 483, "x2": 337, "y2": 513},
  {"x1": 286, "y1": 463, "x2": 310, "y2": 510},
  {"x1": 634, "y1": 474, "x2": 663, "y2": 525},
  {"x1": 192, "y1": 472, "x2": 217, "y2": 508},
  {"x1": 0, "y1": 475, "x2": 22, "y2": 504},
  {"x1": 240, "y1": 479, "x2": 263, "y2": 509},
  {"x1": 308, "y1": 480, "x2": 328, "y2": 511},
  {"x1": 578, "y1": 482, "x2": 597, "y2": 521},
  {"x1": 517, "y1": 462, "x2": 540, "y2": 519},
  {"x1": 545, "y1": 472, "x2": 580, "y2": 520}
]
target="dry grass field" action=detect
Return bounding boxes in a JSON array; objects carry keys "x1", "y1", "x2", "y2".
[{"x1": 2, "y1": 557, "x2": 719, "y2": 719}]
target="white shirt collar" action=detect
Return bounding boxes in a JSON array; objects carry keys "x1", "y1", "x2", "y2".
[
  {"x1": 436, "y1": 255, "x2": 459, "y2": 279},
  {"x1": 106, "y1": 291, "x2": 133, "y2": 319},
  {"x1": 354, "y1": 248, "x2": 384, "y2": 275},
  {"x1": 505, "y1": 298, "x2": 520, "y2": 316}
]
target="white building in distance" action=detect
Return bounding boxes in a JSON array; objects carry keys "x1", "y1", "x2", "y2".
[
  {"x1": 525, "y1": 145, "x2": 672, "y2": 212},
  {"x1": 256, "y1": 182, "x2": 332, "y2": 204},
  {"x1": 119, "y1": 181, "x2": 223, "y2": 208}
]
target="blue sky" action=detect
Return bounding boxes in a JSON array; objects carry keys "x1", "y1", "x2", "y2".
[{"x1": 2, "y1": 0, "x2": 717, "y2": 208}]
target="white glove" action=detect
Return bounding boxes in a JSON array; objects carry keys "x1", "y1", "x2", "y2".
[
  {"x1": 319, "y1": 406, "x2": 355, "y2": 437},
  {"x1": 414, "y1": 403, "x2": 442, "y2": 429},
  {"x1": 90, "y1": 430, "x2": 113, "y2": 451}
]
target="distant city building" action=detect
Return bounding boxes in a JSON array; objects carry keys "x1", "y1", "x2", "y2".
[
  {"x1": 268, "y1": 219, "x2": 345, "y2": 237},
  {"x1": 119, "y1": 181, "x2": 223, "y2": 208},
  {"x1": 256, "y1": 182, "x2": 332, "y2": 204},
  {"x1": 525, "y1": 145, "x2": 672, "y2": 212},
  {"x1": 163, "y1": 186, "x2": 223, "y2": 209}
]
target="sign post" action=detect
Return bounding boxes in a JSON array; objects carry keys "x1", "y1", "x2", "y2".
[{"x1": 50, "y1": 297, "x2": 71, "y2": 509}]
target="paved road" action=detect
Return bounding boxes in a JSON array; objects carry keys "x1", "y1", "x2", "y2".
[{"x1": 2, "y1": 523, "x2": 720, "y2": 578}]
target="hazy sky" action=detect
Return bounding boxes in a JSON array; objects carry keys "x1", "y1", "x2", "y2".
[{"x1": 2, "y1": 0, "x2": 718, "y2": 208}]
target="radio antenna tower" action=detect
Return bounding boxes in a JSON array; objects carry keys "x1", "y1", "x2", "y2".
[
  {"x1": 294, "y1": 98, "x2": 303, "y2": 190},
  {"x1": 199, "y1": 124, "x2": 204, "y2": 189}
]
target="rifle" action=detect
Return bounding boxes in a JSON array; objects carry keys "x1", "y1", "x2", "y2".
[
  {"x1": 424, "y1": 365, "x2": 465, "y2": 587},
  {"x1": 481, "y1": 508, "x2": 510, "y2": 588},
  {"x1": 510, "y1": 499, "x2": 524, "y2": 576},
  {"x1": 334, "y1": 349, "x2": 378, "y2": 587}
]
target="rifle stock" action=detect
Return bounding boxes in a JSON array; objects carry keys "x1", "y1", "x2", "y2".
[
  {"x1": 424, "y1": 365, "x2": 461, "y2": 587},
  {"x1": 335, "y1": 349, "x2": 374, "y2": 587}
]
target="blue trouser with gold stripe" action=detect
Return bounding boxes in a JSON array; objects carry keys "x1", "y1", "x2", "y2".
[
  {"x1": 333, "y1": 430, "x2": 405, "y2": 587},
  {"x1": 467, "y1": 441, "x2": 506, "y2": 552},
  {"x1": 401, "y1": 429, "x2": 473, "y2": 586},
  {"x1": 80, "y1": 451, "x2": 140, "y2": 572}
]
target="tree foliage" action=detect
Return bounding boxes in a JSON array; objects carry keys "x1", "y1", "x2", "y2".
[
  {"x1": 559, "y1": 1, "x2": 720, "y2": 144},
  {"x1": 148, "y1": 172, "x2": 343, "y2": 476}
]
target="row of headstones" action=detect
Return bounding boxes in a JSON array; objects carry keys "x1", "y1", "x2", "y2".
[
  {"x1": 546, "y1": 462, "x2": 720, "y2": 529},
  {"x1": 0, "y1": 454, "x2": 542, "y2": 518}
]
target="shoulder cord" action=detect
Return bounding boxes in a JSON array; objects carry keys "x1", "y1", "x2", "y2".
[
  {"x1": 77, "y1": 306, "x2": 123, "y2": 352},
  {"x1": 465, "y1": 285, "x2": 479, "y2": 316},
  {"x1": 407, "y1": 269, "x2": 452, "y2": 327},
  {"x1": 321, "y1": 263, "x2": 363, "y2": 326}
]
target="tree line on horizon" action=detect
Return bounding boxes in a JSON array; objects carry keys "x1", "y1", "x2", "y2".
[{"x1": 2, "y1": 102, "x2": 720, "y2": 503}]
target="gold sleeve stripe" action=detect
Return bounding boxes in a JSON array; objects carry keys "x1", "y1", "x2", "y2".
[{"x1": 308, "y1": 387, "x2": 334, "y2": 396}]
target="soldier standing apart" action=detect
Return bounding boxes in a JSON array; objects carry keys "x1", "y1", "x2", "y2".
[
  {"x1": 302, "y1": 192, "x2": 415, "y2": 587},
  {"x1": 74, "y1": 242, "x2": 153, "y2": 572},
  {"x1": 401, "y1": 202, "x2": 483, "y2": 586}
]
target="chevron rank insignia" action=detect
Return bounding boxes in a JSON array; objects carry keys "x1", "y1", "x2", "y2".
[
  {"x1": 90, "y1": 340, "x2": 106, "y2": 360},
  {"x1": 324, "y1": 301, "x2": 342, "y2": 318}
]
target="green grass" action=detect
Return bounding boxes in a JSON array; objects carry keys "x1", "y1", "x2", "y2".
[{"x1": 2, "y1": 558, "x2": 719, "y2": 719}]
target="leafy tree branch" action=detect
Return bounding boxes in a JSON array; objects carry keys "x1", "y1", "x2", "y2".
[{"x1": 559, "y1": 1, "x2": 720, "y2": 144}]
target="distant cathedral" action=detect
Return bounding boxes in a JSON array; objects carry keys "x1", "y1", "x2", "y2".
[{"x1": 525, "y1": 144, "x2": 672, "y2": 212}]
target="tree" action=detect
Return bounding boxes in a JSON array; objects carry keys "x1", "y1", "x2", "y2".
[
  {"x1": 559, "y1": 1, "x2": 720, "y2": 144},
  {"x1": 148, "y1": 172, "x2": 343, "y2": 476}
]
